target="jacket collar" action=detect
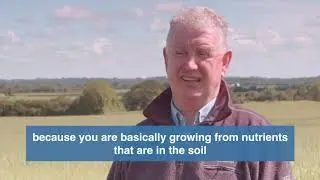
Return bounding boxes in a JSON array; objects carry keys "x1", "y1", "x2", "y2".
[
  {"x1": 142, "y1": 78, "x2": 233, "y2": 125},
  {"x1": 170, "y1": 95, "x2": 217, "y2": 125}
]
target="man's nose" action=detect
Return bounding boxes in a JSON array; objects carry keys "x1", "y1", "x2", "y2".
[{"x1": 183, "y1": 56, "x2": 198, "y2": 70}]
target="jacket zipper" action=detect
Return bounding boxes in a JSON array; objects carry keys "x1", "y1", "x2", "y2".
[{"x1": 175, "y1": 161, "x2": 184, "y2": 180}]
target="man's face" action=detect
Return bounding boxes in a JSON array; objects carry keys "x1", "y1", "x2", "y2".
[{"x1": 163, "y1": 25, "x2": 232, "y2": 101}]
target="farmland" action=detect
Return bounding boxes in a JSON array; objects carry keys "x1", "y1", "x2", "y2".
[
  {"x1": 0, "y1": 90, "x2": 129, "y2": 101},
  {"x1": 0, "y1": 92, "x2": 79, "y2": 101},
  {"x1": 0, "y1": 101, "x2": 320, "y2": 180}
]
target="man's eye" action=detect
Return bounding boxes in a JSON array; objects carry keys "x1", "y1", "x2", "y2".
[
  {"x1": 199, "y1": 51, "x2": 207, "y2": 55},
  {"x1": 198, "y1": 50, "x2": 209, "y2": 57},
  {"x1": 175, "y1": 51, "x2": 184, "y2": 55}
]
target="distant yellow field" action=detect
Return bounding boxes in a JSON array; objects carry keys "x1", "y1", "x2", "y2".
[
  {"x1": 0, "y1": 90, "x2": 128, "y2": 101},
  {"x1": 0, "y1": 92, "x2": 79, "y2": 101},
  {"x1": 0, "y1": 101, "x2": 319, "y2": 180}
]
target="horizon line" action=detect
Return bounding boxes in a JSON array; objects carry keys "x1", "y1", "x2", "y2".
[{"x1": 0, "y1": 75, "x2": 320, "y2": 81}]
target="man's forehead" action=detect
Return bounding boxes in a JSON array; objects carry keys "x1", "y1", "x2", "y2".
[
  {"x1": 167, "y1": 26, "x2": 223, "y2": 47},
  {"x1": 170, "y1": 22, "x2": 221, "y2": 34}
]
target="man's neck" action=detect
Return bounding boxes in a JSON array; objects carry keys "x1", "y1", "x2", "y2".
[
  {"x1": 172, "y1": 96, "x2": 212, "y2": 124},
  {"x1": 171, "y1": 86, "x2": 220, "y2": 124}
]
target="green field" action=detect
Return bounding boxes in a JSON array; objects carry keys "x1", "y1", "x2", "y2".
[
  {"x1": 1, "y1": 101, "x2": 320, "y2": 180},
  {"x1": 0, "y1": 90, "x2": 129, "y2": 101},
  {"x1": 0, "y1": 92, "x2": 79, "y2": 101}
]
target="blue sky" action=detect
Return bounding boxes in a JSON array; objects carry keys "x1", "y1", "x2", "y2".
[{"x1": 0, "y1": 0, "x2": 319, "y2": 79}]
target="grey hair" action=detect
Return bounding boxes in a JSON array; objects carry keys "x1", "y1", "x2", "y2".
[{"x1": 166, "y1": 6, "x2": 229, "y2": 49}]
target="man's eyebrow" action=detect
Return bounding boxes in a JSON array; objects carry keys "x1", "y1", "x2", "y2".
[
  {"x1": 196, "y1": 45, "x2": 214, "y2": 48},
  {"x1": 194, "y1": 45, "x2": 216, "y2": 50},
  {"x1": 170, "y1": 45, "x2": 186, "y2": 49},
  {"x1": 190, "y1": 40, "x2": 215, "y2": 46}
]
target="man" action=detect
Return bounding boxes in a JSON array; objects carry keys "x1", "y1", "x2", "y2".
[{"x1": 107, "y1": 6, "x2": 293, "y2": 180}]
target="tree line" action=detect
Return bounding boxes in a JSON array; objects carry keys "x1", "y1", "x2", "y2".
[
  {"x1": 0, "y1": 78, "x2": 320, "y2": 116},
  {"x1": 1, "y1": 76, "x2": 319, "y2": 94}
]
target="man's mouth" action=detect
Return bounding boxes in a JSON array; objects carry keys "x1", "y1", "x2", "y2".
[{"x1": 181, "y1": 76, "x2": 201, "y2": 82}]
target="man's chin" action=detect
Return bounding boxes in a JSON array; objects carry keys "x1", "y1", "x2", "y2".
[{"x1": 182, "y1": 91, "x2": 203, "y2": 98}]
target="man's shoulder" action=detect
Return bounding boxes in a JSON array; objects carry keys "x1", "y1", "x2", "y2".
[
  {"x1": 135, "y1": 118, "x2": 156, "y2": 126},
  {"x1": 229, "y1": 104, "x2": 272, "y2": 126}
]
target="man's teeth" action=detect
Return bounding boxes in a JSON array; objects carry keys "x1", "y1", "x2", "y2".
[{"x1": 182, "y1": 77, "x2": 200, "y2": 81}]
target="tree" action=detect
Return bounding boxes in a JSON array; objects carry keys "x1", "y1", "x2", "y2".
[
  {"x1": 68, "y1": 80, "x2": 124, "y2": 115},
  {"x1": 122, "y1": 80, "x2": 167, "y2": 111},
  {"x1": 294, "y1": 84, "x2": 313, "y2": 100},
  {"x1": 309, "y1": 82, "x2": 320, "y2": 101},
  {"x1": 255, "y1": 86, "x2": 278, "y2": 101}
]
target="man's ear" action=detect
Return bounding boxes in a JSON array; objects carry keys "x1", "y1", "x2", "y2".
[
  {"x1": 163, "y1": 47, "x2": 168, "y2": 70},
  {"x1": 221, "y1": 49, "x2": 232, "y2": 77}
]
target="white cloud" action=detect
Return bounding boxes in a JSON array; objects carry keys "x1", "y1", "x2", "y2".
[
  {"x1": 158, "y1": 39, "x2": 166, "y2": 48},
  {"x1": 0, "y1": 30, "x2": 21, "y2": 45},
  {"x1": 155, "y1": 2, "x2": 183, "y2": 13},
  {"x1": 230, "y1": 29, "x2": 256, "y2": 46},
  {"x1": 295, "y1": 36, "x2": 308, "y2": 42},
  {"x1": 92, "y1": 38, "x2": 111, "y2": 55},
  {"x1": 150, "y1": 18, "x2": 169, "y2": 33},
  {"x1": 294, "y1": 35, "x2": 313, "y2": 45},
  {"x1": 264, "y1": 30, "x2": 285, "y2": 45},
  {"x1": 2, "y1": 0, "x2": 320, "y2": 79},
  {"x1": 55, "y1": 5, "x2": 101, "y2": 21},
  {"x1": 133, "y1": 8, "x2": 144, "y2": 17},
  {"x1": 234, "y1": 39, "x2": 255, "y2": 45},
  {"x1": 0, "y1": 32, "x2": 112, "y2": 65},
  {"x1": 7, "y1": 31, "x2": 20, "y2": 43},
  {"x1": 226, "y1": 0, "x2": 319, "y2": 56},
  {"x1": 45, "y1": 26, "x2": 66, "y2": 36},
  {"x1": 55, "y1": 42, "x2": 92, "y2": 60}
]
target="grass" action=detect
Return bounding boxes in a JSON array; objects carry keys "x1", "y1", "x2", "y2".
[
  {"x1": 0, "y1": 101, "x2": 319, "y2": 180},
  {"x1": 0, "y1": 92, "x2": 79, "y2": 101},
  {"x1": 0, "y1": 89, "x2": 129, "y2": 101}
]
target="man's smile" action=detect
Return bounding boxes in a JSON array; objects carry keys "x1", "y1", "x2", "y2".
[{"x1": 181, "y1": 76, "x2": 201, "y2": 82}]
